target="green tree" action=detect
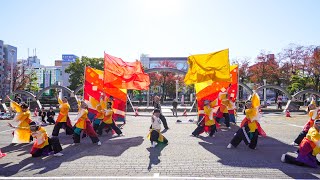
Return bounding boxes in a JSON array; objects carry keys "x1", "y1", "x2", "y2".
[
  {"x1": 25, "y1": 71, "x2": 39, "y2": 93},
  {"x1": 65, "y1": 56, "x2": 104, "y2": 90}
]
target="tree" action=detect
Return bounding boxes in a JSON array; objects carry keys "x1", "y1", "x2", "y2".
[
  {"x1": 25, "y1": 71, "x2": 39, "y2": 93},
  {"x1": 149, "y1": 60, "x2": 184, "y2": 102},
  {"x1": 248, "y1": 51, "x2": 280, "y2": 85},
  {"x1": 287, "y1": 73, "x2": 309, "y2": 94},
  {"x1": 231, "y1": 57, "x2": 251, "y2": 83},
  {"x1": 10, "y1": 62, "x2": 39, "y2": 92},
  {"x1": 65, "y1": 56, "x2": 104, "y2": 90}
]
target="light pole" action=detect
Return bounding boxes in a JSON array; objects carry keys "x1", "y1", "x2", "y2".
[
  {"x1": 10, "y1": 49, "x2": 16, "y2": 95},
  {"x1": 263, "y1": 79, "x2": 267, "y2": 106},
  {"x1": 175, "y1": 79, "x2": 179, "y2": 101}
]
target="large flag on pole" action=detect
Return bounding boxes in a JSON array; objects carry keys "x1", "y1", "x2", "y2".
[
  {"x1": 195, "y1": 65, "x2": 238, "y2": 116},
  {"x1": 84, "y1": 66, "x2": 127, "y2": 122},
  {"x1": 104, "y1": 53, "x2": 150, "y2": 90},
  {"x1": 184, "y1": 49, "x2": 231, "y2": 85}
]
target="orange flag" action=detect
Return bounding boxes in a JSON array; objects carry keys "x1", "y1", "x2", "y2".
[{"x1": 104, "y1": 53, "x2": 150, "y2": 90}]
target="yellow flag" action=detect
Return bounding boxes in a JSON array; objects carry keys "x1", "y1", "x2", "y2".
[{"x1": 184, "y1": 49, "x2": 230, "y2": 85}]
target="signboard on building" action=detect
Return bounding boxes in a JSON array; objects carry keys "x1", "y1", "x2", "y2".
[{"x1": 62, "y1": 54, "x2": 78, "y2": 62}]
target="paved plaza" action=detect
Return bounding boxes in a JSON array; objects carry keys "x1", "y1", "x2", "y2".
[{"x1": 0, "y1": 112, "x2": 320, "y2": 179}]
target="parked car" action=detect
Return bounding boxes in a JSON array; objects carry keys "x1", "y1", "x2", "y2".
[{"x1": 0, "y1": 112, "x2": 12, "y2": 120}]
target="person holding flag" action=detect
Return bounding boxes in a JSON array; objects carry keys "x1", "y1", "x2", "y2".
[
  {"x1": 192, "y1": 99, "x2": 219, "y2": 137},
  {"x1": 52, "y1": 96, "x2": 73, "y2": 137}
]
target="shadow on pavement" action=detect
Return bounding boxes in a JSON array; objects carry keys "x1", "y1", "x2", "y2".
[
  {"x1": 198, "y1": 124, "x2": 320, "y2": 179},
  {"x1": 0, "y1": 136, "x2": 144, "y2": 176},
  {"x1": 147, "y1": 143, "x2": 167, "y2": 171}
]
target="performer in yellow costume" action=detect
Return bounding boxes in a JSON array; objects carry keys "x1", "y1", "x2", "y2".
[
  {"x1": 73, "y1": 101, "x2": 101, "y2": 145},
  {"x1": 218, "y1": 92, "x2": 231, "y2": 129},
  {"x1": 51, "y1": 96, "x2": 73, "y2": 136},
  {"x1": 7, "y1": 95, "x2": 32, "y2": 143},
  {"x1": 227, "y1": 92, "x2": 266, "y2": 149},
  {"x1": 292, "y1": 102, "x2": 319, "y2": 145},
  {"x1": 192, "y1": 99, "x2": 219, "y2": 137},
  {"x1": 282, "y1": 119, "x2": 320, "y2": 168},
  {"x1": 97, "y1": 101, "x2": 123, "y2": 137},
  {"x1": 8, "y1": 121, "x2": 64, "y2": 157}
]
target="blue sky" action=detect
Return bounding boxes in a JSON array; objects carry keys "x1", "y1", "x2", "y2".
[{"x1": 1, "y1": 0, "x2": 319, "y2": 66}]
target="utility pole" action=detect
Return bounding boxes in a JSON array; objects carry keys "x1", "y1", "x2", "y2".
[{"x1": 10, "y1": 49, "x2": 16, "y2": 94}]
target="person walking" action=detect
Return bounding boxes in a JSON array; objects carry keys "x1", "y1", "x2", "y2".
[{"x1": 172, "y1": 99, "x2": 178, "y2": 117}]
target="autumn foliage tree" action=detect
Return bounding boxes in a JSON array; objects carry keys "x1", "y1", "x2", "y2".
[{"x1": 149, "y1": 60, "x2": 184, "y2": 102}]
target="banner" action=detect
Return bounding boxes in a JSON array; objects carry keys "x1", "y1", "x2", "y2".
[
  {"x1": 104, "y1": 53, "x2": 150, "y2": 90},
  {"x1": 184, "y1": 49, "x2": 231, "y2": 85},
  {"x1": 84, "y1": 67, "x2": 127, "y2": 122},
  {"x1": 195, "y1": 65, "x2": 238, "y2": 119}
]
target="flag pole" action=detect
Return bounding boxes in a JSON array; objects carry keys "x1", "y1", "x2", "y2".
[
  {"x1": 236, "y1": 63, "x2": 240, "y2": 121},
  {"x1": 83, "y1": 64, "x2": 87, "y2": 99}
]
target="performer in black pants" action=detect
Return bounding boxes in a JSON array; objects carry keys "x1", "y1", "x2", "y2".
[{"x1": 153, "y1": 96, "x2": 169, "y2": 129}]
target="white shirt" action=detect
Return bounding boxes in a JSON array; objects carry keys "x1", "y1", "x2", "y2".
[{"x1": 151, "y1": 115, "x2": 162, "y2": 130}]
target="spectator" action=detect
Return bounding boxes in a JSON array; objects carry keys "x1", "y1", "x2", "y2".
[
  {"x1": 172, "y1": 99, "x2": 178, "y2": 117},
  {"x1": 277, "y1": 95, "x2": 283, "y2": 110},
  {"x1": 46, "y1": 107, "x2": 56, "y2": 125},
  {"x1": 38, "y1": 107, "x2": 47, "y2": 124}
]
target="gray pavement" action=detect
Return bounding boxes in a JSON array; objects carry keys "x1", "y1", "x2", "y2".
[{"x1": 0, "y1": 112, "x2": 320, "y2": 179}]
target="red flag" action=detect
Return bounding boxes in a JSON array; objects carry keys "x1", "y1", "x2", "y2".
[{"x1": 104, "y1": 53, "x2": 150, "y2": 90}]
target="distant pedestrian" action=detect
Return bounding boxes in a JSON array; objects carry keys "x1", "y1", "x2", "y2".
[
  {"x1": 277, "y1": 95, "x2": 283, "y2": 110},
  {"x1": 172, "y1": 99, "x2": 178, "y2": 117}
]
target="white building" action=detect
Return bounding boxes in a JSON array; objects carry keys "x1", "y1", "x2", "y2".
[{"x1": 140, "y1": 54, "x2": 188, "y2": 71}]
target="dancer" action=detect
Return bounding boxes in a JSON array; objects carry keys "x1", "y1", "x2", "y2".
[
  {"x1": 46, "y1": 107, "x2": 56, "y2": 125},
  {"x1": 153, "y1": 96, "x2": 169, "y2": 129},
  {"x1": 97, "y1": 102, "x2": 123, "y2": 137},
  {"x1": 292, "y1": 103, "x2": 319, "y2": 146},
  {"x1": 52, "y1": 96, "x2": 73, "y2": 136},
  {"x1": 281, "y1": 119, "x2": 320, "y2": 168},
  {"x1": 227, "y1": 92, "x2": 266, "y2": 149},
  {"x1": 73, "y1": 101, "x2": 101, "y2": 145},
  {"x1": 8, "y1": 121, "x2": 63, "y2": 157},
  {"x1": 92, "y1": 95, "x2": 106, "y2": 132},
  {"x1": 191, "y1": 99, "x2": 219, "y2": 137},
  {"x1": 7, "y1": 96, "x2": 32, "y2": 143},
  {"x1": 219, "y1": 92, "x2": 231, "y2": 129},
  {"x1": 228, "y1": 100, "x2": 237, "y2": 124},
  {"x1": 148, "y1": 109, "x2": 168, "y2": 148}
]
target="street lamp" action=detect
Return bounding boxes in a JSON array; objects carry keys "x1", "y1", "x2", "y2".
[
  {"x1": 263, "y1": 79, "x2": 267, "y2": 106},
  {"x1": 10, "y1": 49, "x2": 16, "y2": 95},
  {"x1": 175, "y1": 79, "x2": 179, "y2": 101}
]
